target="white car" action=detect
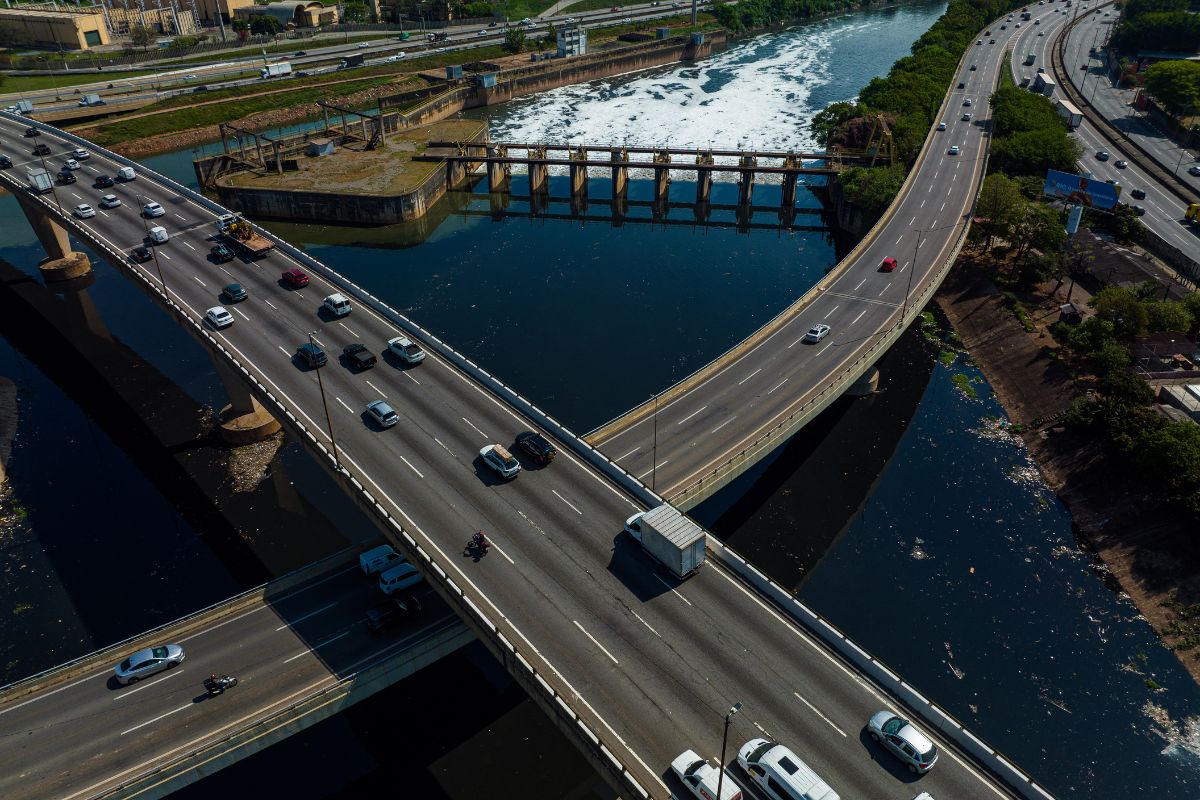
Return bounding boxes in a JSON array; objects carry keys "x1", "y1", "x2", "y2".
[
  {"x1": 867, "y1": 711, "x2": 939, "y2": 773},
  {"x1": 365, "y1": 399, "x2": 399, "y2": 428},
  {"x1": 357, "y1": 41, "x2": 369, "y2": 48},
  {"x1": 71, "y1": 148, "x2": 90, "y2": 160},
  {"x1": 670, "y1": 750, "x2": 742, "y2": 800},
  {"x1": 520, "y1": 17, "x2": 533, "y2": 25},
  {"x1": 99, "y1": 193, "x2": 120, "y2": 208},
  {"x1": 477, "y1": 28, "x2": 489, "y2": 35},
  {"x1": 384, "y1": 54, "x2": 405, "y2": 62},
  {"x1": 948, "y1": 145, "x2": 960, "y2": 155},
  {"x1": 937, "y1": 122, "x2": 947, "y2": 131},
  {"x1": 205, "y1": 306, "x2": 234, "y2": 329},
  {"x1": 564, "y1": 17, "x2": 578, "y2": 23},
  {"x1": 63, "y1": 159, "x2": 81, "y2": 170},
  {"x1": 387, "y1": 335, "x2": 426, "y2": 364},
  {"x1": 804, "y1": 323, "x2": 831, "y2": 343},
  {"x1": 142, "y1": 201, "x2": 165, "y2": 217},
  {"x1": 1038, "y1": 31, "x2": 1044, "y2": 36},
  {"x1": 480, "y1": 444, "x2": 520, "y2": 479},
  {"x1": 148, "y1": 225, "x2": 168, "y2": 244},
  {"x1": 73, "y1": 203, "x2": 95, "y2": 219}
]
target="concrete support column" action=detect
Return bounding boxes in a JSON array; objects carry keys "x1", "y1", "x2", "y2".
[
  {"x1": 56, "y1": 282, "x2": 112, "y2": 341},
  {"x1": 653, "y1": 149, "x2": 671, "y2": 205},
  {"x1": 487, "y1": 145, "x2": 510, "y2": 192},
  {"x1": 13, "y1": 191, "x2": 72, "y2": 261},
  {"x1": 489, "y1": 190, "x2": 510, "y2": 218},
  {"x1": 695, "y1": 150, "x2": 715, "y2": 204},
  {"x1": 846, "y1": 365, "x2": 880, "y2": 397},
  {"x1": 529, "y1": 146, "x2": 549, "y2": 195},
  {"x1": 781, "y1": 154, "x2": 799, "y2": 208},
  {"x1": 738, "y1": 154, "x2": 757, "y2": 206},
  {"x1": 610, "y1": 147, "x2": 629, "y2": 199},
  {"x1": 448, "y1": 159, "x2": 467, "y2": 189},
  {"x1": 569, "y1": 146, "x2": 588, "y2": 201},
  {"x1": 211, "y1": 356, "x2": 281, "y2": 444}
]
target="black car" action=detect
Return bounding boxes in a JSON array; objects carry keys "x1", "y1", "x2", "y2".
[
  {"x1": 210, "y1": 243, "x2": 235, "y2": 263},
  {"x1": 365, "y1": 594, "x2": 422, "y2": 633},
  {"x1": 95, "y1": 174, "x2": 114, "y2": 188},
  {"x1": 193, "y1": 85, "x2": 209, "y2": 93},
  {"x1": 57, "y1": 170, "x2": 76, "y2": 185},
  {"x1": 0, "y1": 155, "x2": 11, "y2": 169},
  {"x1": 1130, "y1": 188, "x2": 1146, "y2": 200},
  {"x1": 131, "y1": 245, "x2": 153, "y2": 263},
  {"x1": 221, "y1": 283, "x2": 248, "y2": 302},
  {"x1": 296, "y1": 342, "x2": 327, "y2": 368},
  {"x1": 23, "y1": 127, "x2": 39, "y2": 137},
  {"x1": 342, "y1": 342, "x2": 377, "y2": 369},
  {"x1": 957, "y1": 81, "x2": 965, "y2": 88},
  {"x1": 295, "y1": 50, "x2": 307, "y2": 56},
  {"x1": 515, "y1": 430, "x2": 556, "y2": 466},
  {"x1": 32, "y1": 144, "x2": 51, "y2": 156},
  {"x1": 1131, "y1": 204, "x2": 1146, "y2": 216}
]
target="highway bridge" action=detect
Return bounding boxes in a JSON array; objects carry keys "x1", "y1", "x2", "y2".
[{"x1": 0, "y1": 7, "x2": 1058, "y2": 800}]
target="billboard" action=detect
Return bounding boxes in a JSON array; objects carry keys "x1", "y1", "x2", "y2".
[{"x1": 1044, "y1": 169, "x2": 1120, "y2": 210}]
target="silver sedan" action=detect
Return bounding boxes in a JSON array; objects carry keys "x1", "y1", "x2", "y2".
[{"x1": 114, "y1": 644, "x2": 185, "y2": 685}]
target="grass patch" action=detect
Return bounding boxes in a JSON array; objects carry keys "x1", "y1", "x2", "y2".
[
  {"x1": 951, "y1": 373, "x2": 978, "y2": 399},
  {"x1": 939, "y1": 349, "x2": 958, "y2": 367},
  {"x1": 1001, "y1": 291, "x2": 1036, "y2": 333},
  {"x1": 1, "y1": 70, "x2": 154, "y2": 94}
]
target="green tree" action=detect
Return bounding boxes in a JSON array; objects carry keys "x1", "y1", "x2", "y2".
[
  {"x1": 1135, "y1": 422, "x2": 1200, "y2": 493},
  {"x1": 976, "y1": 173, "x2": 1024, "y2": 251},
  {"x1": 1123, "y1": 0, "x2": 1189, "y2": 18},
  {"x1": 1112, "y1": 12, "x2": 1200, "y2": 53},
  {"x1": 249, "y1": 15, "x2": 282, "y2": 36},
  {"x1": 810, "y1": 101, "x2": 863, "y2": 149},
  {"x1": 1145, "y1": 60, "x2": 1200, "y2": 119},
  {"x1": 1100, "y1": 368, "x2": 1154, "y2": 405},
  {"x1": 1145, "y1": 299, "x2": 1194, "y2": 332},
  {"x1": 1011, "y1": 201, "x2": 1067, "y2": 267},
  {"x1": 1091, "y1": 286, "x2": 1150, "y2": 339},
  {"x1": 128, "y1": 24, "x2": 157, "y2": 51},
  {"x1": 839, "y1": 164, "x2": 906, "y2": 215},
  {"x1": 343, "y1": 1, "x2": 371, "y2": 21},
  {"x1": 503, "y1": 27, "x2": 525, "y2": 54}
]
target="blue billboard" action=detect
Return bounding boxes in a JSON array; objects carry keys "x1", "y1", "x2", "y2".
[{"x1": 1043, "y1": 169, "x2": 1120, "y2": 210}]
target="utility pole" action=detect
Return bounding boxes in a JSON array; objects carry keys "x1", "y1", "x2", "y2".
[
  {"x1": 651, "y1": 391, "x2": 659, "y2": 491},
  {"x1": 714, "y1": 702, "x2": 742, "y2": 800},
  {"x1": 309, "y1": 331, "x2": 341, "y2": 469}
]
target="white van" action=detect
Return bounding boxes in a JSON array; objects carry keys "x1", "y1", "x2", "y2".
[
  {"x1": 359, "y1": 544, "x2": 404, "y2": 576},
  {"x1": 117, "y1": 166, "x2": 136, "y2": 181},
  {"x1": 736, "y1": 739, "x2": 839, "y2": 800},
  {"x1": 323, "y1": 293, "x2": 351, "y2": 317},
  {"x1": 378, "y1": 563, "x2": 423, "y2": 595},
  {"x1": 148, "y1": 225, "x2": 168, "y2": 244}
]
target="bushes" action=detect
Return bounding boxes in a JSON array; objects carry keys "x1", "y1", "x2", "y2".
[{"x1": 712, "y1": 0, "x2": 854, "y2": 33}]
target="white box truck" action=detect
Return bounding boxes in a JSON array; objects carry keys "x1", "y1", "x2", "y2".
[
  {"x1": 260, "y1": 62, "x2": 293, "y2": 79},
  {"x1": 25, "y1": 166, "x2": 53, "y2": 194},
  {"x1": 624, "y1": 504, "x2": 706, "y2": 579}
]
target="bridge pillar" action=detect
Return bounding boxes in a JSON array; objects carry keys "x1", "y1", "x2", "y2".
[
  {"x1": 12, "y1": 191, "x2": 95, "y2": 282},
  {"x1": 211, "y1": 356, "x2": 282, "y2": 444},
  {"x1": 489, "y1": 189, "x2": 510, "y2": 219},
  {"x1": 528, "y1": 146, "x2": 549, "y2": 195},
  {"x1": 569, "y1": 145, "x2": 588, "y2": 202},
  {"x1": 487, "y1": 145, "x2": 510, "y2": 192},
  {"x1": 695, "y1": 150, "x2": 715, "y2": 204},
  {"x1": 610, "y1": 147, "x2": 629, "y2": 199},
  {"x1": 846, "y1": 365, "x2": 880, "y2": 397},
  {"x1": 781, "y1": 153, "x2": 800, "y2": 208},
  {"x1": 653, "y1": 149, "x2": 671, "y2": 204},
  {"x1": 738, "y1": 154, "x2": 757, "y2": 206}
]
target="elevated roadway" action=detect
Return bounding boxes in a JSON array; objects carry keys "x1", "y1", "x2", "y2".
[{"x1": 0, "y1": 8, "x2": 1053, "y2": 800}]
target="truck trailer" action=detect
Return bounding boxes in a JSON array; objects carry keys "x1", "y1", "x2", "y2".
[
  {"x1": 1033, "y1": 73, "x2": 1056, "y2": 97},
  {"x1": 216, "y1": 213, "x2": 274, "y2": 258},
  {"x1": 260, "y1": 62, "x2": 293, "y2": 79},
  {"x1": 624, "y1": 504, "x2": 706, "y2": 579},
  {"x1": 338, "y1": 54, "x2": 365, "y2": 69}
]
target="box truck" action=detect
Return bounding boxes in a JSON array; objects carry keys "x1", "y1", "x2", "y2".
[
  {"x1": 624, "y1": 504, "x2": 706, "y2": 579},
  {"x1": 260, "y1": 62, "x2": 293, "y2": 79}
]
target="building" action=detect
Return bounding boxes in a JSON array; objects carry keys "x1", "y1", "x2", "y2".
[
  {"x1": 0, "y1": 6, "x2": 111, "y2": 50},
  {"x1": 556, "y1": 25, "x2": 586, "y2": 58},
  {"x1": 188, "y1": 0, "x2": 259, "y2": 26},
  {"x1": 235, "y1": 1, "x2": 339, "y2": 28}
]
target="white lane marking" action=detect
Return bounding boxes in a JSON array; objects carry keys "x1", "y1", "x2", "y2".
[
  {"x1": 552, "y1": 489, "x2": 583, "y2": 515},
  {"x1": 399, "y1": 456, "x2": 424, "y2": 478},
  {"x1": 676, "y1": 405, "x2": 707, "y2": 426},
  {"x1": 219, "y1": 267, "x2": 234, "y2": 277},
  {"x1": 618, "y1": 446, "x2": 640, "y2": 461},
  {"x1": 401, "y1": 370, "x2": 421, "y2": 385},
  {"x1": 183, "y1": 241, "x2": 196, "y2": 251},
  {"x1": 461, "y1": 417, "x2": 488, "y2": 438},
  {"x1": 877, "y1": 283, "x2": 889, "y2": 297},
  {"x1": 854, "y1": 278, "x2": 866, "y2": 291},
  {"x1": 192, "y1": 276, "x2": 207, "y2": 287},
  {"x1": 173, "y1": 212, "x2": 187, "y2": 221},
  {"x1": 234, "y1": 307, "x2": 250, "y2": 321},
  {"x1": 434, "y1": 437, "x2": 455, "y2": 457},
  {"x1": 276, "y1": 602, "x2": 338, "y2": 630},
  {"x1": 789, "y1": 334, "x2": 807, "y2": 348},
  {"x1": 909, "y1": 215, "x2": 916, "y2": 225},
  {"x1": 71, "y1": 192, "x2": 83, "y2": 200},
  {"x1": 737, "y1": 368, "x2": 761, "y2": 386},
  {"x1": 283, "y1": 631, "x2": 351, "y2": 663},
  {"x1": 851, "y1": 309, "x2": 867, "y2": 325},
  {"x1": 768, "y1": 378, "x2": 788, "y2": 394},
  {"x1": 794, "y1": 692, "x2": 848, "y2": 737},
  {"x1": 816, "y1": 342, "x2": 834, "y2": 357},
  {"x1": 710, "y1": 416, "x2": 736, "y2": 433},
  {"x1": 120, "y1": 703, "x2": 192, "y2": 736},
  {"x1": 113, "y1": 668, "x2": 184, "y2": 700},
  {"x1": 573, "y1": 620, "x2": 619, "y2": 665},
  {"x1": 265, "y1": 299, "x2": 279, "y2": 310},
  {"x1": 940, "y1": 201, "x2": 947, "y2": 211},
  {"x1": 277, "y1": 345, "x2": 291, "y2": 357},
  {"x1": 920, "y1": 198, "x2": 926, "y2": 207},
  {"x1": 631, "y1": 610, "x2": 661, "y2": 638},
  {"x1": 654, "y1": 575, "x2": 692, "y2": 606},
  {"x1": 335, "y1": 397, "x2": 354, "y2": 414},
  {"x1": 896, "y1": 234, "x2": 904, "y2": 243},
  {"x1": 365, "y1": 380, "x2": 387, "y2": 397},
  {"x1": 159, "y1": 252, "x2": 171, "y2": 260},
  {"x1": 637, "y1": 461, "x2": 669, "y2": 480},
  {"x1": 338, "y1": 321, "x2": 360, "y2": 337}
]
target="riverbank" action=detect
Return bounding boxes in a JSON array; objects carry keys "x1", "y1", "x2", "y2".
[{"x1": 934, "y1": 249, "x2": 1200, "y2": 686}]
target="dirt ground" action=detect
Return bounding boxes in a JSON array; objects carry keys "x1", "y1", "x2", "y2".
[{"x1": 935, "y1": 251, "x2": 1200, "y2": 685}]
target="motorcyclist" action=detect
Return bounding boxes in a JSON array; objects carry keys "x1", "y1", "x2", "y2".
[{"x1": 472, "y1": 530, "x2": 489, "y2": 549}]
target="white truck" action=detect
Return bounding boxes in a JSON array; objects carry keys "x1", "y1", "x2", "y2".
[
  {"x1": 260, "y1": 62, "x2": 293, "y2": 79},
  {"x1": 624, "y1": 504, "x2": 706, "y2": 579},
  {"x1": 25, "y1": 166, "x2": 53, "y2": 194}
]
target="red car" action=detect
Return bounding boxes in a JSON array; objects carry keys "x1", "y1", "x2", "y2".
[
  {"x1": 880, "y1": 257, "x2": 897, "y2": 272},
  {"x1": 282, "y1": 268, "x2": 310, "y2": 287}
]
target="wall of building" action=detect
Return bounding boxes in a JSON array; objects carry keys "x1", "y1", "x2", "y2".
[{"x1": 0, "y1": 7, "x2": 110, "y2": 50}]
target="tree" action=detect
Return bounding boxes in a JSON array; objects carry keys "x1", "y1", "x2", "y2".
[
  {"x1": 1011, "y1": 201, "x2": 1066, "y2": 268},
  {"x1": 1100, "y1": 368, "x2": 1154, "y2": 405},
  {"x1": 1123, "y1": 0, "x2": 1189, "y2": 18},
  {"x1": 1145, "y1": 299, "x2": 1194, "y2": 332},
  {"x1": 1145, "y1": 60, "x2": 1200, "y2": 119},
  {"x1": 343, "y1": 1, "x2": 371, "y2": 22},
  {"x1": 1091, "y1": 286, "x2": 1150, "y2": 339},
  {"x1": 838, "y1": 164, "x2": 906, "y2": 215},
  {"x1": 810, "y1": 102, "x2": 863, "y2": 149},
  {"x1": 128, "y1": 25, "x2": 157, "y2": 51},
  {"x1": 249, "y1": 15, "x2": 282, "y2": 36},
  {"x1": 503, "y1": 27, "x2": 526, "y2": 54},
  {"x1": 976, "y1": 173, "x2": 1024, "y2": 251},
  {"x1": 1112, "y1": 12, "x2": 1200, "y2": 54}
]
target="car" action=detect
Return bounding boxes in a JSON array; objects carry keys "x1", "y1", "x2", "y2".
[
  {"x1": 193, "y1": 85, "x2": 209, "y2": 92},
  {"x1": 142, "y1": 201, "x2": 165, "y2": 217},
  {"x1": 565, "y1": 16, "x2": 578, "y2": 23},
  {"x1": 1105, "y1": 178, "x2": 1119, "y2": 186},
  {"x1": 1131, "y1": 204, "x2": 1146, "y2": 216},
  {"x1": 1037, "y1": 67, "x2": 1046, "y2": 73},
  {"x1": 880, "y1": 257, "x2": 897, "y2": 272},
  {"x1": 74, "y1": 203, "x2": 95, "y2": 219},
  {"x1": 737, "y1": 739, "x2": 836, "y2": 800},
  {"x1": 357, "y1": 41, "x2": 368, "y2": 48},
  {"x1": 0, "y1": 155, "x2": 11, "y2": 169},
  {"x1": 386, "y1": 335, "x2": 426, "y2": 364},
  {"x1": 1001, "y1": 23, "x2": 1007, "y2": 28},
  {"x1": 804, "y1": 323, "x2": 832, "y2": 343},
  {"x1": 366, "y1": 399, "x2": 399, "y2": 428},
  {"x1": 1015, "y1": 21, "x2": 1021, "y2": 27},
  {"x1": 147, "y1": 225, "x2": 168, "y2": 244},
  {"x1": 383, "y1": 55, "x2": 404, "y2": 63},
  {"x1": 1038, "y1": 31, "x2": 1044, "y2": 36},
  {"x1": 1115, "y1": 159, "x2": 1127, "y2": 169},
  {"x1": 1096, "y1": 150, "x2": 1110, "y2": 161},
  {"x1": 205, "y1": 306, "x2": 234, "y2": 329},
  {"x1": 985, "y1": 29, "x2": 991, "y2": 34},
  {"x1": 1035, "y1": 18, "x2": 1040, "y2": 23},
  {"x1": 957, "y1": 81, "x2": 965, "y2": 88},
  {"x1": 477, "y1": 28, "x2": 488, "y2": 35},
  {"x1": 963, "y1": 99, "x2": 972, "y2": 106},
  {"x1": 948, "y1": 145, "x2": 960, "y2": 155},
  {"x1": 97, "y1": 193, "x2": 120, "y2": 209},
  {"x1": 342, "y1": 342, "x2": 377, "y2": 369},
  {"x1": 515, "y1": 430, "x2": 556, "y2": 465},
  {"x1": 114, "y1": 644, "x2": 184, "y2": 684},
  {"x1": 991, "y1": 38, "x2": 997, "y2": 43},
  {"x1": 670, "y1": 750, "x2": 741, "y2": 800},
  {"x1": 1189, "y1": 166, "x2": 1200, "y2": 177},
  {"x1": 295, "y1": 342, "x2": 327, "y2": 368},
  {"x1": 282, "y1": 268, "x2": 310, "y2": 287},
  {"x1": 71, "y1": 148, "x2": 90, "y2": 160},
  {"x1": 1131, "y1": 188, "x2": 1146, "y2": 199},
  {"x1": 1081, "y1": 63, "x2": 1089, "y2": 71},
  {"x1": 867, "y1": 711, "x2": 939, "y2": 774},
  {"x1": 95, "y1": 174, "x2": 115, "y2": 188},
  {"x1": 379, "y1": 562, "x2": 423, "y2": 595},
  {"x1": 962, "y1": 112, "x2": 972, "y2": 121},
  {"x1": 976, "y1": 39, "x2": 982, "y2": 45},
  {"x1": 295, "y1": 50, "x2": 307, "y2": 56},
  {"x1": 23, "y1": 126, "x2": 39, "y2": 137},
  {"x1": 63, "y1": 159, "x2": 81, "y2": 171},
  {"x1": 323, "y1": 293, "x2": 352, "y2": 317},
  {"x1": 969, "y1": 64, "x2": 977, "y2": 70},
  {"x1": 210, "y1": 243, "x2": 235, "y2": 262},
  {"x1": 131, "y1": 245, "x2": 153, "y2": 263},
  {"x1": 185, "y1": 74, "x2": 198, "y2": 79},
  {"x1": 221, "y1": 283, "x2": 248, "y2": 302},
  {"x1": 937, "y1": 122, "x2": 947, "y2": 131},
  {"x1": 33, "y1": 143, "x2": 51, "y2": 156},
  {"x1": 57, "y1": 170, "x2": 76, "y2": 185},
  {"x1": 365, "y1": 594, "x2": 422, "y2": 632},
  {"x1": 520, "y1": 17, "x2": 533, "y2": 25},
  {"x1": 480, "y1": 443, "x2": 521, "y2": 479}
]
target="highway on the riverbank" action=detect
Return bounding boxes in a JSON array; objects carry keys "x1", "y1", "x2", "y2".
[{"x1": 0, "y1": 56, "x2": 1023, "y2": 798}]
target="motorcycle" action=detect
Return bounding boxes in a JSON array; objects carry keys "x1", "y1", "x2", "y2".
[
  {"x1": 463, "y1": 532, "x2": 490, "y2": 557},
  {"x1": 204, "y1": 674, "x2": 238, "y2": 695}
]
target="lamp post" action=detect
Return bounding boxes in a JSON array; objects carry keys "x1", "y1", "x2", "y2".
[
  {"x1": 650, "y1": 391, "x2": 659, "y2": 491},
  {"x1": 715, "y1": 702, "x2": 743, "y2": 800},
  {"x1": 309, "y1": 330, "x2": 341, "y2": 469},
  {"x1": 134, "y1": 191, "x2": 169, "y2": 295},
  {"x1": 899, "y1": 228, "x2": 924, "y2": 328}
]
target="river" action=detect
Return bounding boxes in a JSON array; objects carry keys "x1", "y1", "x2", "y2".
[{"x1": 2, "y1": 1, "x2": 1198, "y2": 797}]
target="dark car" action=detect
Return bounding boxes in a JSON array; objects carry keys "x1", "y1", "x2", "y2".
[
  {"x1": 295, "y1": 71, "x2": 310, "y2": 77},
  {"x1": 210, "y1": 243, "x2": 235, "y2": 262},
  {"x1": 282, "y1": 268, "x2": 310, "y2": 287},
  {"x1": 23, "y1": 126, "x2": 39, "y2": 137},
  {"x1": 57, "y1": 170, "x2": 76, "y2": 185},
  {"x1": 1130, "y1": 188, "x2": 1146, "y2": 200},
  {"x1": 222, "y1": 283, "x2": 248, "y2": 302},
  {"x1": 515, "y1": 430, "x2": 556, "y2": 466},
  {"x1": 1131, "y1": 204, "x2": 1146, "y2": 216},
  {"x1": 342, "y1": 342, "x2": 377, "y2": 370},
  {"x1": 33, "y1": 143, "x2": 51, "y2": 156},
  {"x1": 94, "y1": 174, "x2": 114, "y2": 188},
  {"x1": 192, "y1": 85, "x2": 209, "y2": 93},
  {"x1": 295, "y1": 342, "x2": 327, "y2": 368},
  {"x1": 957, "y1": 81, "x2": 965, "y2": 88},
  {"x1": 295, "y1": 50, "x2": 307, "y2": 56},
  {"x1": 0, "y1": 155, "x2": 11, "y2": 169},
  {"x1": 365, "y1": 594, "x2": 422, "y2": 633},
  {"x1": 131, "y1": 245, "x2": 153, "y2": 263}
]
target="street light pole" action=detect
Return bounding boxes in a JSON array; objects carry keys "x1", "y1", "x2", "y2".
[
  {"x1": 715, "y1": 702, "x2": 743, "y2": 800},
  {"x1": 134, "y1": 191, "x2": 169, "y2": 295},
  {"x1": 309, "y1": 331, "x2": 341, "y2": 469},
  {"x1": 900, "y1": 229, "x2": 923, "y2": 327},
  {"x1": 650, "y1": 391, "x2": 659, "y2": 491}
]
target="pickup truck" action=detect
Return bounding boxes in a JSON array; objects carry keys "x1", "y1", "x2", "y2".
[
  {"x1": 342, "y1": 343, "x2": 377, "y2": 369},
  {"x1": 216, "y1": 213, "x2": 273, "y2": 258}
]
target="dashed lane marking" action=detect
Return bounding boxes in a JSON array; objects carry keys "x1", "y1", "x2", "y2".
[
  {"x1": 573, "y1": 620, "x2": 619, "y2": 665},
  {"x1": 552, "y1": 489, "x2": 582, "y2": 515}
]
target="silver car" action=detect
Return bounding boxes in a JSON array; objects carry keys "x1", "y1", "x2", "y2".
[
  {"x1": 114, "y1": 644, "x2": 185, "y2": 684},
  {"x1": 867, "y1": 711, "x2": 938, "y2": 773}
]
